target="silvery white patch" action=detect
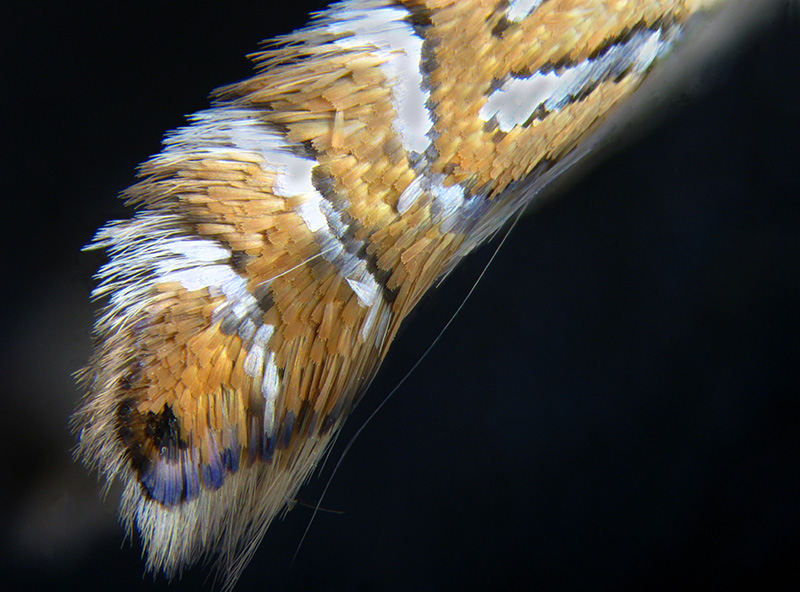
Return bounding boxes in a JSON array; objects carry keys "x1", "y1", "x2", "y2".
[
  {"x1": 324, "y1": 1, "x2": 433, "y2": 157},
  {"x1": 506, "y1": 0, "x2": 545, "y2": 22},
  {"x1": 479, "y1": 28, "x2": 675, "y2": 132}
]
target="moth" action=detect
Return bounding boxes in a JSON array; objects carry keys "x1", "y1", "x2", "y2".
[{"x1": 75, "y1": 0, "x2": 728, "y2": 588}]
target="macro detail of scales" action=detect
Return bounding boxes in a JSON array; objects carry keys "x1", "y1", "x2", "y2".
[{"x1": 75, "y1": 0, "x2": 725, "y2": 587}]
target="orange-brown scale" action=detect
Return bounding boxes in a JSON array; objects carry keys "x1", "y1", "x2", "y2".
[{"x1": 229, "y1": 46, "x2": 420, "y2": 230}]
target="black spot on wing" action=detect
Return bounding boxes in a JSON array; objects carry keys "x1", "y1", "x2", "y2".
[
  {"x1": 491, "y1": 15, "x2": 512, "y2": 37},
  {"x1": 400, "y1": 0, "x2": 433, "y2": 35},
  {"x1": 144, "y1": 405, "x2": 186, "y2": 458},
  {"x1": 118, "y1": 400, "x2": 244, "y2": 506}
]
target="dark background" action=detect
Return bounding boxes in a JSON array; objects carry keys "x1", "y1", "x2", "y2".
[{"x1": 1, "y1": 1, "x2": 797, "y2": 591}]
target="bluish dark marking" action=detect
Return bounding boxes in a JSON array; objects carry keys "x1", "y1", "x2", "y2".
[
  {"x1": 223, "y1": 447, "x2": 241, "y2": 473},
  {"x1": 306, "y1": 409, "x2": 318, "y2": 434},
  {"x1": 141, "y1": 461, "x2": 183, "y2": 506},
  {"x1": 183, "y1": 462, "x2": 200, "y2": 502},
  {"x1": 278, "y1": 411, "x2": 295, "y2": 449},
  {"x1": 321, "y1": 399, "x2": 345, "y2": 435},
  {"x1": 264, "y1": 436, "x2": 276, "y2": 461},
  {"x1": 202, "y1": 453, "x2": 225, "y2": 490},
  {"x1": 163, "y1": 466, "x2": 181, "y2": 506}
]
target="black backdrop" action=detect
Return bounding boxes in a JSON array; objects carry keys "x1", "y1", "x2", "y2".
[{"x1": 1, "y1": 2, "x2": 797, "y2": 591}]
